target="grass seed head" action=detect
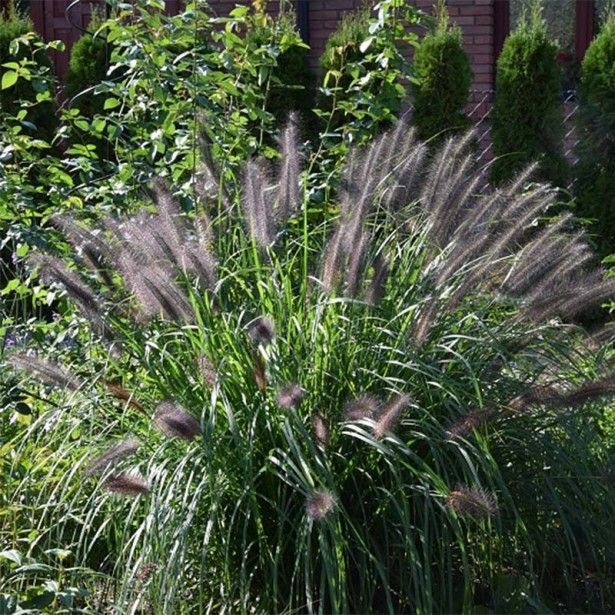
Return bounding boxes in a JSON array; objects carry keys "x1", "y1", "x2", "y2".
[
  {"x1": 447, "y1": 485, "x2": 498, "y2": 519},
  {"x1": 306, "y1": 489, "x2": 335, "y2": 521},
  {"x1": 86, "y1": 439, "x2": 140, "y2": 476},
  {"x1": 248, "y1": 316, "x2": 275, "y2": 346},
  {"x1": 277, "y1": 384, "x2": 305, "y2": 410},
  {"x1": 104, "y1": 472, "x2": 150, "y2": 497},
  {"x1": 154, "y1": 401, "x2": 202, "y2": 441}
]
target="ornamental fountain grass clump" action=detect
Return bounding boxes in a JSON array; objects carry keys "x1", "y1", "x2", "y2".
[{"x1": 6, "y1": 115, "x2": 615, "y2": 613}]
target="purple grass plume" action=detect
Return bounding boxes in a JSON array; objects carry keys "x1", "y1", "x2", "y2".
[
  {"x1": 344, "y1": 393, "x2": 381, "y2": 421},
  {"x1": 86, "y1": 439, "x2": 140, "y2": 476},
  {"x1": 104, "y1": 472, "x2": 150, "y2": 497},
  {"x1": 313, "y1": 414, "x2": 329, "y2": 447},
  {"x1": 446, "y1": 406, "x2": 496, "y2": 439},
  {"x1": 10, "y1": 353, "x2": 82, "y2": 391},
  {"x1": 447, "y1": 485, "x2": 498, "y2": 520},
  {"x1": 306, "y1": 489, "x2": 336, "y2": 521},
  {"x1": 248, "y1": 316, "x2": 275, "y2": 346},
  {"x1": 277, "y1": 384, "x2": 305, "y2": 410},
  {"x1": 344, "y1": 394, "x2": 380, "y2": 420},
  {"x1": 197, "y1": 353, "x2": 218, "y2": 388},
  {"x1": 372, "y1": 393, "x2": 411, "y2": 438},
  {"x1": 154, "y1": 401, "x2": 202, "y2": 441},
  {"x1": 253, "y1": 354, "x2": 268, "y2": 393}
]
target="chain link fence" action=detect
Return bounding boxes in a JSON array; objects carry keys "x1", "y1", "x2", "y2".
[{"x1": 466, "y1": 89, "x2": 580, "y2": 168}]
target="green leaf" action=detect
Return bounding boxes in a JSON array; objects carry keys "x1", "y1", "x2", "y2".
[
  {"x1": 1, "y1": 71, "x2": 18, "y2": 90},
  {"x1": 359, "y1": 36, "x2": 375, "y2": 53},
  {"x1": 103, "y1": 97, "x2": 121, "y2": 110}
]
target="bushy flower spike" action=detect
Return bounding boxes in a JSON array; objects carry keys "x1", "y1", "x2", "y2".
[
  {"x1": 344, "y1": 394, "x2": 380, "y2": 420},
  {"x1": 313, "y1": 414, "x2": 329, "y2": 447},
  {"x1": 197, "y1": 353, "x2": 218, "y2": 388},
  {"x1": 86, "y1": 439, "x2": 140, "y2": 476},
  {"x1": 276, "y1": 112, "x2": 302, "y2": 223},
  {"x1": 104, "y1": 472, "x2": 149, "y2": 497},
  {"x1": 446, "y1": 485, "x2": 498, "y2": 520},
  {"x1": 509, "y1": 377, "x2": 615, "y2": 411},
  {"x1": 29, "y1": 253, "x2": 116, "y2": 344},
  {"x1": 446, "y1": 406, "x2": 496, "y2": 439},
  {"x1": 248, "y1": 316, "x2": 275, "y2": 346},
  {"x1": 305, "y1": 489, "x2": 335, "y2": 521},
  {"x1": 277, "y1": 384, "x2": 305, "y2": 410},
  {"x1": 154, "y1": 401, "x2": 202, "y2": 441},
  {"x1": 241, "y1": 158, "x2": 275, "y2": 248},
  {"x1": 10, "y1": 353, "x2": 83, "y2": 391},
  {"x1": 372, "y1": 394, "x2": 411, "y2": 438}
]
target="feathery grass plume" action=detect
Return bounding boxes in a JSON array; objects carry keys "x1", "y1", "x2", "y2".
[
  {"x1": 30, "y1": 253, "x2": 114, "y2": 342},
  {"x1": 253, "y1": 354, "x2": 268, "y2": 393},
  {"x1": 276, "y1": 112, "x2": 302, "y2": 223},
  {"x1": 589, "y1": 323, "x2": 615, "y2": 347},
  {"x1": 446, "y1": 188, "x2": 556, "y2": 309},
  {"x1": 305, "y1": 489, "x2": 335, "y2": 521},
  {"x1": 196, "y1": 353, "x2": 217, "y2": 388},
  {"x1": 104, "y1": 380, "x2": 144, "y2": 412},
  {"x1": 183, "y1": 242, "x2": 218, "y2": 290},
  {"x1": 446, "y1": 485, "x2": 498, "y2": 519},
  {"x1": 344, "y1": 394, "x2": 380, "y2": 420},
  {"x1": 149, "y1": 178, "x2": 187, "y2": 250},
  {"x1": 104, "y1": 472, "x2": 149, "y2": 496},
  {"x1": 412, "y1": 299, "x2": 440, "y2": 346},
  {"x1": 345, "y1": 231, "x2": 370, "y2": 298},
  {"x1": 241, "y1": 157, "x2": 275, "y2": 248},
  {"x1": 313, "y1": 414, "x2": 329, "y2": 447},
  {"x1": 141, "y1": 266, "x2": 195, "y2": 323},
  {"x1": 423, "y1": 132, "x2": 479, "y2": 247},
  {"x1": 277, "y1": 384, "x2": 305, "y2": 410},
  {"x1": 546, "y1": 277, "x2": 615, "y2": 320},
  {"x1": 154, "y1": 401, "x2": 202, "y2": 441},
  {"x1": 86, "y1": 439, "x2": 140, "y2": 476},
  {"x1": 135, "y1": 562, "x2": 157, "y2": 584},
  {"x1": 554, "y1": 377, "x2": 615, "y2": 408},
  {"x1": 195, "y1": 126, "x2": 229, "y2": 207},
  {"x1": 321, "y1": 229, "x2": 344, "y2": 292},
  {"x1": 49, "y1": 214, "x2": 115, "y2": 287},
  {"x1": 501, "y1": 232, "x2": 580, "y2": 298},
  {"x1": 507, "y1": 384, "x2": 561, "y2": 412},
  {"x1": 248, "y1": 315, "x2": 275, "y2": 346},
  {"x1": 388, "y1": 144, "x2": 428, "y2": 209},
  {"x1": 10, "y1": 353, "x2": 83, "y2": 391},
  {"x1": 446, "y1": 406, "x2": 496, "y2": 439},
  {"x1": 372, "y1": 393, "x2": 411, "y2": 438},
  {"x1": 366, "y1": 253, "x2": 390, "y2": 306}
]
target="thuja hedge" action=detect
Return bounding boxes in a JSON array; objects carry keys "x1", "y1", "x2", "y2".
[
  {"x1": 575, "y1": 14, "x2": 615, "y2": 257},
  {"x1": 411, "y1": 0, "x2": 472, "y2": 141},
  {"x1": 65, "y1": 11, "x2": 108, "y2": 119},
  {"x1": 491, "y1": 13, "x2": 567, "y2": 186}
]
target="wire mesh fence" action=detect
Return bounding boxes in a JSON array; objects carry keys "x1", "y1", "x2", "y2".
[{"x1": 466, "y1": 88, "x2": 580, "y2": 167}]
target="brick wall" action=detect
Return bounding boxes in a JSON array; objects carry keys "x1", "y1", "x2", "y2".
[
  {"x1": 21, "y1": 0, "x2": 497, "y2": 97},
  {"x1": 207, "y1": 0, "x2": 496, "y2": 102}
]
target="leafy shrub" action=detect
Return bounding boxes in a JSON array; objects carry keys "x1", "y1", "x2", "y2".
[
  {"x1": 317, "y1": 1, "x2": 421, "y2": 146},
  {"x1": 411, "y1": 0, "x2": 472, "y2": 141},
  {"x1": 491, "y1": 8, "x2": 567, "y2": 185},
  {"x1": 245, "y1": 8, "x2": 313, "y2": 127},
  {"x1": 4, "y1": 121, "x2": 615, "y2": 613},
  {"x1": 0, "y1": 2, "x2": 55, "y2": 140},
  {"x1": 65, "y1": 12, "x2": 108, "y2": 119},
  {"x1": 575, "y1": 14, "x2": 615, "y2": 257}
]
